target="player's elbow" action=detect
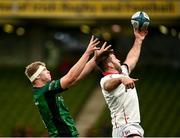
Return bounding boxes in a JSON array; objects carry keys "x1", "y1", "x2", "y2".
[
  {"x1": 104, "y1": 84, "x2": 117, "y2": 92},
  {"x1": 104, "y1": 87, "x2": 114, "y2": 92}
]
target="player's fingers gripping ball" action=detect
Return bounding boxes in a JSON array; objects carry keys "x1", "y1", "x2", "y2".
[{"x1": 131, "y1": 11, "x2": 150, "y2": 31}]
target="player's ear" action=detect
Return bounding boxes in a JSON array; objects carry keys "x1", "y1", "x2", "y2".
[{"x1": 36, "y1": 75, "x2": 41, "y2": 79}]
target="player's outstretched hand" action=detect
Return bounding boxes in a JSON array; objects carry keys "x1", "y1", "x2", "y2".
[
  {"x1": 85, "y1": 35, "x2": 100, "y2": 55},
  {"x1": 120, "y1": 76, "x2": 138, "y2": 92},
  {"x1": 134, "y1": 28, "x2": 148, "y2": 41},
  {"x1": 94, "y1": 41, "x2": 112, "y2": 60}
]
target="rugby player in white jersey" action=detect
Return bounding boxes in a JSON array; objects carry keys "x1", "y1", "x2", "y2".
[{"x1": 95, "y1": 28, "x2": 148, "y2": 137}]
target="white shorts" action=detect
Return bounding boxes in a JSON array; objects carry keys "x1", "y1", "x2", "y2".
[{"x1": 112, "y1": 123, "x2": 144, "y2": 137}]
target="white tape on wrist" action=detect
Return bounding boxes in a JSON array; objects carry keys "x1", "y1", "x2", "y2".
[{"x1": 29, "y1": 65, "x2": 46, "y2": 82}]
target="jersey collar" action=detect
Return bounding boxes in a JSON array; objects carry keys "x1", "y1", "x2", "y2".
[{"x1": 102, "y1": 71, "x2": 120, "y2": 76}]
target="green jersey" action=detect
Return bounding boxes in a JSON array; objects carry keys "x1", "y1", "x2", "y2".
[{"x1": 33, "y1": 80, "x2": 79, "y2": 137}]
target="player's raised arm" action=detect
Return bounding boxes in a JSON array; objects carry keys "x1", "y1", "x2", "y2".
[
  {"x1": 76, "y1": 41, "x2": 112, "y2": 81},
  {"x1": 60, "y1": 35, "x2": 100, "y2": 89},
  {"x1": 123, "y1": 28, "x2": 148, "y2": 74}
]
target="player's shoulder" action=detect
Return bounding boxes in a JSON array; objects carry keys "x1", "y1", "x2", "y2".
[{"x1": 100, "y1": 74, "x2": 122, "y2": 85}]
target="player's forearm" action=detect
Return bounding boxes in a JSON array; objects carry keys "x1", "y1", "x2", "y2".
[
  {"x1": 124, "y1": 38, "x2": 143, "y2": 73},
  {"x1": 76, "y1": 57, "x2": 96, "y2": 81},
  {"x1": 67, "y1": 52, "x2": 90, "y2": 80},
  {"x1": 104, "y1": 78, "x2": 122, "y2": 92}
]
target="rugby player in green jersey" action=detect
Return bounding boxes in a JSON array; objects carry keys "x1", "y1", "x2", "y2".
[{"x1": 25, "y1": 36, "x2": 111, "y2": 137}]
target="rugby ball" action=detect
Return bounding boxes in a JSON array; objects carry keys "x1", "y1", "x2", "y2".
[{"x1": 131, "y1": 11, "x2": 150, "y2": 31}]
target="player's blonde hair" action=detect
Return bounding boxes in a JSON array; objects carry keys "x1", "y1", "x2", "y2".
[{"x1": 25, "y1": 61, "x2": 45, "y2": 82}]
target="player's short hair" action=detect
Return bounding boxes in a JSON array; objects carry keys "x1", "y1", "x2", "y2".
[
  {"x1": 95, "y1": 50, "x2": 114, "y2": 72},
  {"x1": 25, "y1": 61, "x2": 45, "y2": 82}
]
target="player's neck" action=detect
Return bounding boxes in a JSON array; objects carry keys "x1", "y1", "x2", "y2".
[
  {"x1": 102, "y1": 68, "x2": 119, "y2": 76},
  {"x1": 33, "y1": 80, "x2": 46, "y2": 88}
]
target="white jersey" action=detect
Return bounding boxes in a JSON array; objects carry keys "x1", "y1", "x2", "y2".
[{"x1": 100, "y1": 65, "x2": 141, "y2": 129}]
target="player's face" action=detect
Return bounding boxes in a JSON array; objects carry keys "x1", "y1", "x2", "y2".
[
  {"x1": 108, "y1": 54, "x2": 122, "y2": 72},
  {"x1": 39, "y1": 68, "x2": 52, "y2": 83}
]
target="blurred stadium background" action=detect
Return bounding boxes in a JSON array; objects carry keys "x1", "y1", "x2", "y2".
[{"x1": 0, "y1": 0, "x2": 179, "y2": 137}]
